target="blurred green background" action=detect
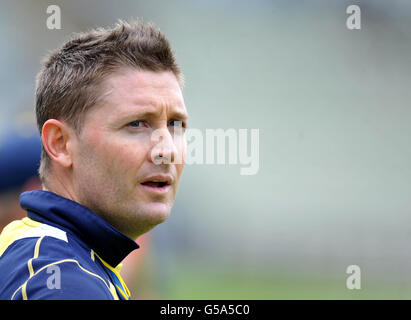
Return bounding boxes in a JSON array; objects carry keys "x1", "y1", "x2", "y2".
[{"x1": 1, "y1": 0, "x2": 411, "y2": 299}]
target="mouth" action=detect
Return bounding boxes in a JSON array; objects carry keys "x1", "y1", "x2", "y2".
[{"x1": 140, "y1": 175, "x2": 173, "y2": 194}]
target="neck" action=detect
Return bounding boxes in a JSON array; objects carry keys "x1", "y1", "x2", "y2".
[{"x1": 43, "y1": 171, "x2": 78, "y2": 205}]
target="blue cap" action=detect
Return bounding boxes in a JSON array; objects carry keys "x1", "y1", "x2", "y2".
[{"x1": 0, "y1": 130, "x2": 41, "y2": 192}]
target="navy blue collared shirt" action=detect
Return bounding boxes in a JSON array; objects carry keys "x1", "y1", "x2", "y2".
[{"x1": 0, "y1": 190, "x2": 139, "y2": 300}]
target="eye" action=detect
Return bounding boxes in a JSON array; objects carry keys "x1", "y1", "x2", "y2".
[
  {"x1": 169, "y1": 120, "x2": 187, "y2": 128},
  {"x1": 127, "y1": 120, "x2": 148, "y2": 128}
]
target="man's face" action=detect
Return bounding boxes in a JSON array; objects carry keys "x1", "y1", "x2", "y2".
[{"x1": 72, "y1": 69, "x2": 187, "y2": 239}]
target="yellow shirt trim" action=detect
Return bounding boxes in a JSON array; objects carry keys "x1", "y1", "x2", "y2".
[
  {"x1": 27, "y1": 236, "x2": 44, "y2": 277},
  {"x1": 94, "y1": 252, "x2": 131, "y2": 299},
  {"x1": 0, "y1": 218, "x2": 42, "y2": 257}
]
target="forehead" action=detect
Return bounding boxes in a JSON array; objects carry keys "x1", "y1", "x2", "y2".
[{"x1": 94, "y1": 69, "x2": 187, "y2": 121}]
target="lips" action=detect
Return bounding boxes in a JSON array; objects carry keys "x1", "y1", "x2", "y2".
[
  {"x1": 140, "y1": 174, "x2": 173, "y2": 194},
  {"x1": 141, "y1": 181, "x2": 169, "y2": 188}
]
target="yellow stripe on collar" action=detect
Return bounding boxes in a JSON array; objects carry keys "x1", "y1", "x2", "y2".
[{"x1": 93, "y1": 252, "x2": 131, "y2": 299}]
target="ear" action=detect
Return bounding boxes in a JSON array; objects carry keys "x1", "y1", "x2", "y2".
[{"x1": 41, "y1": 119, "x2": 74, "y2": 168}]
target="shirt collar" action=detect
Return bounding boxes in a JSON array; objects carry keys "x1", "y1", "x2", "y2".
[{"x1": 20, "y1": 190, "x2": 139, "y2": 267}]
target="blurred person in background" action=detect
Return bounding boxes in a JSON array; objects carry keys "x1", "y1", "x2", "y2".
[{"x1": 0, "y1": 129, "x2": 42, "y2": 231}]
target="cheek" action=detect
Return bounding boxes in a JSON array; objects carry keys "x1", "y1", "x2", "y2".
[
  {"x1": 174, "y1": 135, "x2": 187, "y2": 165},
  {"x1": 99, "y1": 141, "x2": 148, "y2": 177},
  {"x1": 176, "y1": 163, "x2": 185, "y2": 181},
  {"x1": 79, "y1": 129, "x2": 151, "y2": 185},
  {"x1": 117, "y1": 143, "x2": 147, "y2": 170},
  {"x1": 174, "y1": 140, "x2": 186, "y2": 179}
]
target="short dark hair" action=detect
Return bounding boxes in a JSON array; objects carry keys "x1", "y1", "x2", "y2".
[{"x1": 35, "y1": 19, "x2": 183, "y2": 185}]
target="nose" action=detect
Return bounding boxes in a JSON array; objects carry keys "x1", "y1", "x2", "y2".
[{"x1": 149, "y1": 128, "x2": 178, "y2": 165}]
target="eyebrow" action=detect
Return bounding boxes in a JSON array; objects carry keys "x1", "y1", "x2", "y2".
[
  {"x1": 167, "y1": 109, "x2": 189, "y2": 121},
  {"x1": 120, "y1": 106, "x2": 189, "y2": 122}
]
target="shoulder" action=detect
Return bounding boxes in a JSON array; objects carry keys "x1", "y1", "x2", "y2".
[
  {"x1": 11, "y1": 259, "x2": 115, "y2": 300},
  {"x1": 0, "y1": 219, "x2": 117, "y2": 300}
]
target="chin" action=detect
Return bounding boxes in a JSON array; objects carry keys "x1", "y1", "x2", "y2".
[
  {"x1": 116, "y1": 203, "x2": 171, "y2": 239},
  {"x1": 139, "y1": 202, "x2": 172, "y2": 224}
]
